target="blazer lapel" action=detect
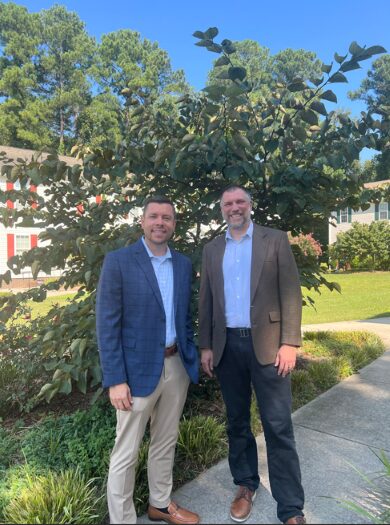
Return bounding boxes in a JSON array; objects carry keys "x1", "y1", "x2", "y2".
[
  {"x1": 250, "y1": 225, "x2": 269, "y2": 302},
  {"x1": 134, "y1": 239, "x2": 164, "y2": 312},
  {"x1": 212, "y1": 235, "x2": 226, "y2": 313},
  {"x1": 171, "y1": 249, "x2": 180, "y2": 316}
]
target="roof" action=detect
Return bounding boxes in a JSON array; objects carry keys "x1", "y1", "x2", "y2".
[
  {"x1": 0, "y1": 145, "x2": 79, "y2": 166},
  {"x1": 364, "y1": 179, "x2": 390, "y2": 189}
]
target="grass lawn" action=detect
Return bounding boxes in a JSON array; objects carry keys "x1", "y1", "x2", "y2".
[
  {"x1": 26, "y1": 293, "x2": 77, "y2": 319},
  {"x1": 302, "y1": 271, "x2": 390, "y2": 325}
]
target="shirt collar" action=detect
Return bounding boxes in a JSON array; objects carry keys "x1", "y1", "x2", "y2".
[
  {"x1": 226, "y1": 221, "x2": 253, "y2": 241},
  {"x1": 142, "y1": 237, "x2": 172, "y2": 260}
]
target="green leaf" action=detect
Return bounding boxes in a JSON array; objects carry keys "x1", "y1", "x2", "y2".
[
  {"x1": 233, "y1": 134, "x2": 251, "y2": 149},
  {"x1": 58, "y1": 377, "x2": 72, "y2": 395},
  {"x1": 310, "y1": 101, "x2": 327, "y2": 116},
  {"x1": 207, "y1": 43, "x2": 223, "y2": 53},
  {"x1": 329, "y1": 72, "x2": 348, "y2": 83},
  {"x1": 77, "y1": 370, "x2": 88, "y2": 394},
  {"x1": 39, "y1": 383, "x2": 59, "y2": 403},
  {"x1": 224, "y1": 165, "x2": 242, "y2": 179},
  {"x1": 287, "y1": 81, "x2": 307, "y2": 92},
  {"x1": 84, "y1": 270, "x2": 92, "y2": 284},
  {"x1": 349, "y1": 41, "x2": 364, "y2": 55},
  {"x1": 90, "y1": 387, "x2": 103, "y2": 404},
  {"x1": 358, "y1": 45, "x2": 387, "y2": 60},
  {"x1": 228, "y1": 67, "x2": 246, "y2": 81},
  {"x1": 195, "y1": 39, "x2": 213, "y2": 48},
  {"x1": 311, "y1": 77, "x2": 324, "y2": 86},
  {"x1": 265, "y1": 139, "x2": 279, "y2": 153},
  {"x1": 340, "y1": 60, "x2": 361, "y2": 72},
  {"x1": 43, "y1": 330, "x2": 55, "y2": 342},
  {"x1": 215, "y1": 55, "x2": 230, "y2": 67},
  {"x1": 293, "y1": 126, "x2": 307, "y2": 141},
  {"x1": 221, "y1": 39, "x2": 236, "y2": 54},
  {"x1": 31, "y1": 260, "x2": 41, "y2": 279},
  {"x1": 182, "y1": 134, "x2": 196, "y2": 144},
  {"x1": 204, "y1": 27, "x2": 219, "y2": 39},
  {"x1": 320, "y1": 90, "x2": 337, "y2": 103},
  {"x1": 334, "y1": 52, "x2": 347, "y2": 64},
  {"x1": 216, "y1": 70, "x2": 230, "y2": 80},
  {"x1": 321, "y1": 63, "x2": 332, "y2": 74},
  {"x1": 300, "y1": 110, "x2": 318, "y2": 126},
  {"x1": 193, "y1": 31, "x2": 205, "y2": 39}
]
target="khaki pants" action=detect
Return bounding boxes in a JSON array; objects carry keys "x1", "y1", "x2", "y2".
[{"x1": 107, "y1": 354, "x2": 190, "y2": 524}]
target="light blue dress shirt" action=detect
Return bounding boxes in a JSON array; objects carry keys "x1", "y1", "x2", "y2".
[
  {"x1": 223, "y1": 222, "x2": 253, "y2": 328},
  {"x1": 142, "y1": 237, "x2": 176, "y2": 346}
]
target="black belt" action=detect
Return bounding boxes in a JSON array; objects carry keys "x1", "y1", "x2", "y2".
[{"x1": 226, "y1": 328, "x2": 251, "y2": 338}]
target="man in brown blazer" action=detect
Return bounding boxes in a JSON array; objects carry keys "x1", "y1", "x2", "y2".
[{"x1": 199, "y1": 185, "x2": 305, "y2": 525}]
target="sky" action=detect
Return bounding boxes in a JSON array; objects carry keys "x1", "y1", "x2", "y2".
[{"x1": 5, "y1": 0, "x2": 390, "y2": 159}]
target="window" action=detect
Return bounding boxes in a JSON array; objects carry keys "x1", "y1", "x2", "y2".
[
  {"x1": 379, "y1": 202, "x2": 388, "y2": 220},
  {"x1": 340, "y1": 208, "x2": 349, "y2": 223},
  {"x1": 15, "y1": 235, "x2": 30, "y2": 256}
]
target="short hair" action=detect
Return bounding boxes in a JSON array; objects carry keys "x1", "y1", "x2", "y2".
[
  {"x1": 143, "y1": 195, "x2": 176, "y2": 218},
  {"x1": 220, "y1": 185, "x2": 252, "y2": 205}
]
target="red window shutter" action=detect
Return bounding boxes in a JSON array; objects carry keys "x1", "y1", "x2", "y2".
[
  {"x1": 30, "y1": 184, "x2": 38, "y2": 209},
  {"x1": 96, "y1": 195, "x2": 102, "y2": 204},
  {"x1": 6, "y1": 182, "x2": 14, "y2": 209},
  {"x1": 31, "y1": 235, "x2": 38, "y2": 248},
  {"x1": 7, "y1": 234, "x2": 15, "y2": 258}
]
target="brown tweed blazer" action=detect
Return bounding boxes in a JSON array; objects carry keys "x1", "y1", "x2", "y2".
[{"x1": 198, "y1": 223, "x2": 302, "y2": 366}]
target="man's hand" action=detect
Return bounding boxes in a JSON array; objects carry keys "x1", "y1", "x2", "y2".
[
  {"x1": 109, "y1": 383, "x2": 133, "y2": 411},
  {"x1": 275, "y1": 344, "x2": 298, "y2": 377},
  {"x1": 201, "y1": 349, "x2": 214, "y2": 378}
]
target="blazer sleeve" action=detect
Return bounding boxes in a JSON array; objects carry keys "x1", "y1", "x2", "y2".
[
  {"x1": 198, "y1": 243, "x2": 213, "y2": 350},
  {"x1": 96, "y1": 252, "x2": 128, "y2": 388},
  {"x1": 277, "y1": 232, "x2": 302, "y2": 346}
]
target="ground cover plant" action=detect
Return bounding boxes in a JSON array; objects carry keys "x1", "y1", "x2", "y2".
[{"x1": 0, "y1": 330, "x2": 384, "y2": 522}]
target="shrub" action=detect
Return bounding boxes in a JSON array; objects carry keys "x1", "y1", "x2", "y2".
[
  {"x1": 0, "y1": 317, "x2": 52, "y2": 418},
  {"x1": 306, "y1": 361, "x2": 338, "y2": 391},
  {"x1": 291, "y1": 370, "x2": 317, "y2": 411},
  {"x1": 176, "y1": 415, "x2": 227, "y2": 469},
  {"x1": 21, "y1": 399, "x2": 116, "y2": 478},
  {"x1": 2, "y1": 467, "x2": 104, "y2": 524}
]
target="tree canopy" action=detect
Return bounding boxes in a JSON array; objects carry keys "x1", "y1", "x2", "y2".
[
  {"x1": 0, "y1": 22, "x2": 388, "y2": 404},
  {"x1": 349, "y1": 54, "x2": 390, "y2": 180}
]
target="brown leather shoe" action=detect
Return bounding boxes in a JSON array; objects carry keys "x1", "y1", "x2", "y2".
[
  {"x1": 148, "y1": 501, "x2": 200, "y2": 524},
  {"x1": 230, "y1": 486, "x2": 257, "y2": 523},
  {"x1": 284, "y1": 516, "x2": 306, "y2": 524}
]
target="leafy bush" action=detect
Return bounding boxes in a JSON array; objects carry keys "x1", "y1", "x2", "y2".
[
  {"x1": 0, "y1": 317, "x2": 52, "y2": 418},
  {"x1": 330, "y1": 221, "x2": 390, "y2": 271},
  {"x1": 21, "y1": 399, "x2": 116, "y2": 478},
  {"x1": 2, "y1": 467, "x2": 104, "y2": 524},
  {"x1": 176, "y1": 415, "x2": 227, "y2": 473},
  {"x1": 0, "y1": 427, "x2": 20, "y2": 470},
  {"x1": 291, "y1": 370, "x2": 317, "y2": 411}
]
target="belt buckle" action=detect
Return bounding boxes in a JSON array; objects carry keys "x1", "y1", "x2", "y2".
[{"x1": 239, "y1": 328, "x2": 249, "y2": 338}]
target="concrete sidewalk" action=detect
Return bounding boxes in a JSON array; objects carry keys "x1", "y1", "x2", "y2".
[{"x1": 140, "y1": 318, "x2": 390, "y2": 524}]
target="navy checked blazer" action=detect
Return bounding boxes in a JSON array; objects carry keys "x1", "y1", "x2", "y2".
[{"x1": 96, "y1": 238, "x2": 199, "y2": 397}]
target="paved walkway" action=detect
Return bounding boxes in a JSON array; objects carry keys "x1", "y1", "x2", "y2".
[{"x1": 140, "y1": 317, "x2": 390, "y2": 524}]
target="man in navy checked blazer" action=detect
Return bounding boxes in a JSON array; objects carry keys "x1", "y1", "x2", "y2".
[{"x1": 96, "y1": 196, "x2": 199, "y2": 525}]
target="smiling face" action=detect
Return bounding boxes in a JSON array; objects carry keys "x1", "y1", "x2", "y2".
[
  {"x1": 141, "y1": 202, "x2": 176, "y2": 250},
  {"x1": 220, "y1": 188, "x2": 252, "y2": 231}
]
